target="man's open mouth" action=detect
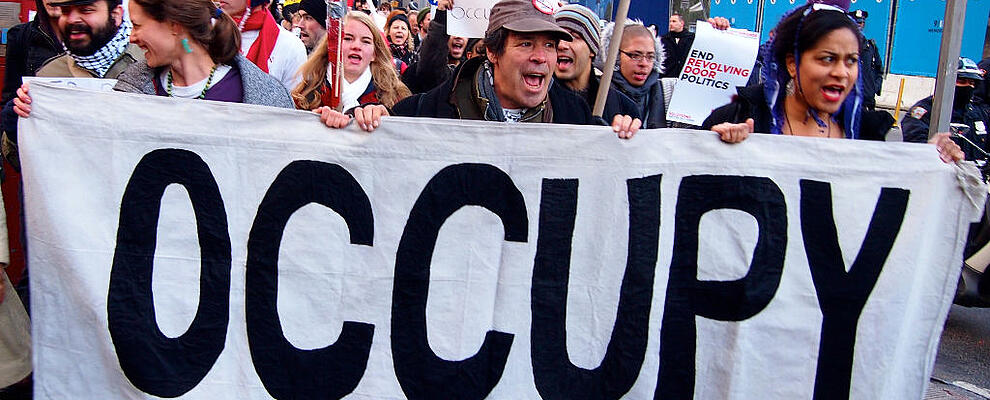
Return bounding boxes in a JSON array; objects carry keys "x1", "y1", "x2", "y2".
[{"x1": 523, "y1": 73, "x2": 546, "y2": 89}]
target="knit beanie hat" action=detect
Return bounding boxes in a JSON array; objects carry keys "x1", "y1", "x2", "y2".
[
  {"x1": 387, "y1": 12, "x2": 410, "y2": 31},
  {"x1": 554, "y1": 4, "x2": 601, "y2": 55},
  {"x1": 299, "y1": 0, "x2": 328, "y2": 28}
]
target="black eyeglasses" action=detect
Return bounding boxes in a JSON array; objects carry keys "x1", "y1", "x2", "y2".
[{"x1": 620, "y1": 50, "x2": 656, "y2": 63}]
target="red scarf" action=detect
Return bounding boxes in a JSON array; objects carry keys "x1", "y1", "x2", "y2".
[{"x1": 238, "y1": 6, "x2": 280, "y2": 73}]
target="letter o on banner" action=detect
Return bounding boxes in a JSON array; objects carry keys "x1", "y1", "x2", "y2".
[{"x1": 108, "y1": 149, "x2": 232, "y2": 397}]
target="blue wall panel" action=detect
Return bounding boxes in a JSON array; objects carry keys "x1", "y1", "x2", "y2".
[
  {"x1": 889, "y1": 0, "x2": 990, "y2": 76},
  {"x1": 759, "y1": 0, "x2": 802, "y2": 41},
  {"x1": 711, "y1": 0, "x2": 759, "y2": 31},
  {"x1": 757, "y1": 0, "x2": 892, "y2": 66}
]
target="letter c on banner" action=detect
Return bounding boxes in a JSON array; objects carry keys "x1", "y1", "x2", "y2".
[
  {"x1": 108, "y1": 149, "x2": 231, "y2": 397},
  {"x1": 246, "y1": 161, "x2": 375, "y2": 400},
  {"x1": 391, "y1": 163, "x2": 526, "y2": 400}
]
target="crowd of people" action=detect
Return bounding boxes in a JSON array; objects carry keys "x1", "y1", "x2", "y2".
[{"x1": 0, "y1": 0, "x2": 975, "y2": 394}]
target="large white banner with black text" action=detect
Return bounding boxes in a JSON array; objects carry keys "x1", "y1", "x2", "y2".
[{"x1": 20, "y1": 84, "x2": 986, "y2": 399}]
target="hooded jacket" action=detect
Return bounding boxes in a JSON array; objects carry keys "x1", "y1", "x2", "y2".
[{"x1": 597, "y1": 20, "x2": 668, "y2": 129}]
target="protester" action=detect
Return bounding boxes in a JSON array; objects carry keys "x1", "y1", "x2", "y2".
[
  {"x1": 389, "y1": 0, "x2": 639, "y2": 137},
  {"x1": 299, "y1": 12, "x2": 410, "y2": 131},
  {"x1": 597, "y1": 21, "x2": 667, "y2": 129},
  {"x1": 14, "y1": 0, "x2": 294, "y2": 119},
  {"x1": 901, "y1": 58, "x2": 990, "y2": 161},
  {"x1": 849, "y1": 9, "x2": 884, "y2": 110},
  {"x1": 281, "y1": 0, "x2": 301, "y2": 31},
  {"x1": 464, "y1": 38, "x2": 484, "y2": 59},
  {"x1": 295, "y1": 0, "x2": 328, "y2": 53},
  {"x1": 385, "y1": 11, "x2": 417, "y2": 70},
  {"x1": 554, "y1": 4, "x2": 639, "y2": 123},
  {"x1": 416, "y1": 6, "x2": 431, "y2": 42},
  {"x1": 401, "y1": 0, "x2": 466, "y2": 93},
  {"x1": 660, "y1": 13, "x2": 693, "y2": 78},
  {"x1": 2, "y1": 0, "x2": 63, "y2": 108},
  {"x1": 701, "y1": 2, "x2": 961, "y2": 163},
  {"x1": 408, "y1": 10, "x2": 421, "y2": 49},
  {"x1": 220, "y1": 0, "x2": 307, "y2": 90},
  {"x1": 36, "y1": 0, "x2": 143, "y2": 78},
  {"x1": 2, "y1": 0, "x2": 143, "y2": 171}
]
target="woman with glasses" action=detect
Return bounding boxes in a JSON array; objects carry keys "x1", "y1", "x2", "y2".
[
  {"x1": 701, "y1": 1, "x2": 961, "y2": 163},
  {"x1": 600, "y1": 18, "x2": 730, "y2": 130}
]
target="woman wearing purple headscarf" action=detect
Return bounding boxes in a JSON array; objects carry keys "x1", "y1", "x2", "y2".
[{"x1": 701, "y1": 1, "x2": 962, "y2": 161}]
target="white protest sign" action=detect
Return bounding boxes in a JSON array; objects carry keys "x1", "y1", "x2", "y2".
[
  {"x1": 446, "y1": 0, "x2": 496, "y2": 38},
  {"x1": 20, "y1": 83, "x2": 985, "y2": 399},
  {"x1": 666, "y1": 21, "x2": 759, "y2": 125}
]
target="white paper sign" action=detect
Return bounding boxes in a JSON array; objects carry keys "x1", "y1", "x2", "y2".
[
  {"x1": 446, "y1": 0, "x2": 497, "y2": 38},
  {"x1": 666, "y1": 21, "x2": 760, "y2": 125},
  {"x1": 20, "y1": 83, "x2": 986, "y2": 399}
]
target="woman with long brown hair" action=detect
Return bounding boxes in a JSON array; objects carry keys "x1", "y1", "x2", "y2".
[
  {"x1": 111, "y1": 0, "x2": 293, "y2": 106},
  {"x1": 13, "y1": 0, "x2": 294, "y2": 121},
  {"x1": 293, "y1": 11, "x2": 410, "y2": 130}
]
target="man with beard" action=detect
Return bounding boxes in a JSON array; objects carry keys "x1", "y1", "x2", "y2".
[
  {"x1": 35, "y1": 0, "x2": 143, "y2": 78},
  {"x1": 4, "y1": 0, "x2": 143, "y2": 171},
  {"x1": 553, "y1": 4, "x2": 639, "y2": 123},
  {"x1": 391, "y1": 0, "x2": 639, "y2": 136},
  {"x1": 220, "y1": 0, "x2": 307, "y2": 90},
  {"x1": 660, "y1": 13, "x2": 693, "y2": 78},
  {"x1": 293, "y1": 0, "x2": 327, "y2": 53},
  {"x1": 902, "y1": 58, "x2": 990, "y2": 160}
]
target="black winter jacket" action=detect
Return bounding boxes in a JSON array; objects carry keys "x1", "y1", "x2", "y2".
[
  {"x1": 558, "y1": 75, "x2": 641, "y2": 124},
  {"x1": 702, "y1": 84, "x2": 893, "y2": 141},
  {"x1": 392, "y1": 57, "x2": 596, "y2": 126},
  {"x1": 2, "y1": 18, "x2": 62, "y2": 104},
  {"x1": 660, "y1": 30, "x2": 694, "y2": 79},
  {"x1": 402, "y1": 9, "x2": 459, "y2": 94}
]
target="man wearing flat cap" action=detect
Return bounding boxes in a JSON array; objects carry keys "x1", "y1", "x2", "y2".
[
  {"x1": 35, "y1": 0, "x2": 143, "y2": 79},
  {"x1": 220, "y1": 0, "x2": 307, "y2": 90},
  {"x1": 390, "y1": 0, "x2": 639, "y2": 134},
  {"x1": 294, "y1": 0, "x2": 328, "y2": 53},
  {"x1": 554, "y1": 4, "x2": 640, "y2": 124},
  {"x1": 849, "y1": 9, "x2": 884, "y2": 110}
]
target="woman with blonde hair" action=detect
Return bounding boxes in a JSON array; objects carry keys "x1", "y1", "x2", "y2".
[{"x1": 293, "y1": 11, "x2": 410, "y2": 130}]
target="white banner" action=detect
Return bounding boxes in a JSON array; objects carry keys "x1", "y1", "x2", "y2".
[
  {"x1": 20, "y1": 84, "x2": 985, "y2": 399},
  {"x1": 445, "y1": 0, "x2": 496, "y2": 38},
  {"x1": 666, "y1": 22, "x2": 760, "y2": 125}
]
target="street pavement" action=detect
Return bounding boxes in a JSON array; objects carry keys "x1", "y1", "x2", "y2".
[{"x1": 928, "y1": 304, "x2": 990, "y2": 399}]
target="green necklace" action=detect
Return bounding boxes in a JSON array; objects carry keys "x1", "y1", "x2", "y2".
[{"x1": 167, "y1": 64, "x2": 219, "y2": 99}]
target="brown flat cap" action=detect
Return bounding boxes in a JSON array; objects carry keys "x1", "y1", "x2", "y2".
[{"x1": 486, "y1": 0, "x2": 572, "y2": 41}]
